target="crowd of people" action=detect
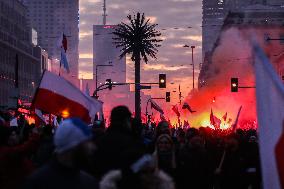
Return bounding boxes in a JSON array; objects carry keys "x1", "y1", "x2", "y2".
[{"x1": 0, "y1": 106, "x2": 261, "y2": 189}]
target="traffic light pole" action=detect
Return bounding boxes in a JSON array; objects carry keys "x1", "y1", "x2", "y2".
[
  {"x1": 92, "y1": 82, "x2": 160, "y2": 98},
  {"x1": 238, "y1": 86, "x2": 256, "y2": 89}
]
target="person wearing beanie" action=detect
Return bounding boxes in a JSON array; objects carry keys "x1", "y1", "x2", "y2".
[{"x1": 24, "y1": 118, "x2": 98, "y2": 189}]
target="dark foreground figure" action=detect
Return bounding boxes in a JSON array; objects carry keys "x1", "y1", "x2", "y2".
[
  {"x1": 0, "y1": 106, "x2": 261, "y2": 189},
  {"x1": 23, "y1": 118, "x2": 98, "y2": 189}
]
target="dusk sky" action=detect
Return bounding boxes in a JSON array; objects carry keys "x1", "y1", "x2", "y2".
[{"x1": 79, "y1": 0, "x2": 202, "y2": 102}]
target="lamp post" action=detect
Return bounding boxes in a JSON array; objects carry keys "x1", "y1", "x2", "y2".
[
  {"x1": 183, "y1": 45, "x2": 195, "y2": 90},
  {"x1": 94, "y1": 63, "x2": 113, "y2": 98}
]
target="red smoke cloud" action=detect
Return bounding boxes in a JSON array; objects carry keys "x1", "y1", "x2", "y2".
[{"x1": 175, "y1": 26, "x2": 284, "y2": 129}]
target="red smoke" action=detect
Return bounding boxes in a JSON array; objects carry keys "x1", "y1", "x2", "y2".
[{"x1": 170, "y1": 26, "x2": 284, "y2": 129}]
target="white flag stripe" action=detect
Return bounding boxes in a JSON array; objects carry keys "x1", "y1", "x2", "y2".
[
  {"x1": 254, "y1": 43, "x2": 284, "y2": 189},
  {"x1": 39, "y1": 71, "x2": 102, "y2": 120}
]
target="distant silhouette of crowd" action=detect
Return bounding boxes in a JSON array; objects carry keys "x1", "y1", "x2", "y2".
[{"x1": 0, "y1": 106, "x2": 261, "y2": 189}]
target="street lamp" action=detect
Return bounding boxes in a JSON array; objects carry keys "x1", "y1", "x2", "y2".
[{"x1": 183, "y1": 45, "x2": 195, "y2": 89}]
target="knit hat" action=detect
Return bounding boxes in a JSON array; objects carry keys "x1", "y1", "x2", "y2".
[{"x1": 54, "y1": 118, "x2": 92, "y2": 153}]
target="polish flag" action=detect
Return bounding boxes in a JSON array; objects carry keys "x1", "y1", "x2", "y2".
[
  {"x1": 254, "y1": 43, "x2": 284, "y2": 189},
  {"x1": 32, "y1": 71, "x2": 102, "y2": 123},
  {"x1": 210, "y1": 109, "x2": 221, "y2": 129}
]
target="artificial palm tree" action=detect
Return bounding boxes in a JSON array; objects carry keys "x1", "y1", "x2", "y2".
[{"x1": 113, "y1": 12, "x2": 162, "y2": 120}]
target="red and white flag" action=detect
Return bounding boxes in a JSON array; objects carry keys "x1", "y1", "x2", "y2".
[
  {"x1": 150, "y1": 99, "x2": 164, "y2": 114},
  {"x1": 210, "y1": 108, "x2": 221, "y2": 129},
  {"x1": 172, "y1": 105, "x2": 180, "y2": 117},
  {"x1": 254, "y1": 43, "x2": 284, "y2": 189},
  {"x1": 32, "y1": 71, "x2": 102, "y2": 123}
]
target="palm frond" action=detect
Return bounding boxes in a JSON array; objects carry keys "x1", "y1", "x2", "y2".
[{"x1": 112, "y1": 12, "x2": 162, "y2": 63}]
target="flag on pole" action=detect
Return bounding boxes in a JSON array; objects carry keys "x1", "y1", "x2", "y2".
[
  {"x1": 150, "y1": 99, "x2": 164, "y2": 114},
  {"x1": 231, "y1": 106, "x2": 242, "y2": 131},
  {"x1": 57, "y1": 33, "x2": 69, "y2": 73},
  {"x1": 172, "y1": 105, "x2": 180, "y2": 117},
  {"x1": 60, "y1": 48, "x2": 70, "y2": 73},
  {"x1": 210, "y1": 108, "x2": 221, "y2": 129},
  {"x1": 184, "y1": 120, "x2": 190, "y2": 128},
  {"x1": 32, "y1": 71, "x2": 102, "y2": 123},
  {"x1": 182, "y1": 102, "x2": 196, "y2": 113},
  {"x1": 62, "y1": 33, "x2": 67, "y2": 52},
  {"x1": 254, "y1": 42, "x2": 284, "y2": 189},
  {"x1": 222, "y1": 112, "x2": 227, "y2": 121}
]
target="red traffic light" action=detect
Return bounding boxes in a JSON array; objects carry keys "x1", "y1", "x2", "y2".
[
  {"x1": 231, "y1": 78, "x2": 238, "y2": 92},
  {"x1": 166, "y1": 92, "x2": 170, "y2": 102}
]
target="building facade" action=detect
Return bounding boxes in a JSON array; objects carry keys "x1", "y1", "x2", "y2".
[
  {"x1": 202, "y1": 0, "x2": 227, "y2": 59},
  {"x1": 93, "y1": 25, "x2": 127, "y2": 88},
  {"x1": 0, "y1": 0, "x2": 41, "y2": 108},
  {"x1": 33, "y1": 46, "x2": 48, "y2": 75},
  {"x1": 201, "y1": 0, "x2": 278, "y2": 59},
  {"x1": 199, "y1": 4, "x2": 284, "y2": 88},
  {"x1": 22, "y1": 0, "x2": 79, "y2": 86}
]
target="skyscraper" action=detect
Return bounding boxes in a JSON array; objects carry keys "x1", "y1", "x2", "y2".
[
  {"x1": 202, "y1": 0, "x2": 226, "y2": 59},
  {"x1": 93, "y1": 25, "x2": 126, "y2": 88},
  {"x1": 22, "y1": 0, "x2": 79, "y2": 85},
  {"x1": 202, "y1": 0, "x2": 276, "y2": 59},
  {"x1": 199, "y1": 1, "x2": 284, "y2": 88},
  {"x1": 0, "y1": 0, "x2": 41, "y2": 107}
]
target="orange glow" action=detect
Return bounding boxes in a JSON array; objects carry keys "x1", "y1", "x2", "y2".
[
  {"x1": 61, "y1": 110, "x2": 70, "y2": 118},
  {"x1": 25, "y1": 115, "x2": 35, "y2": 125}
]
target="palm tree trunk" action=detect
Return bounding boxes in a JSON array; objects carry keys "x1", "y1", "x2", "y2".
[{"x1": 134, "y1": 52, "x2": 141, "y2": 121}]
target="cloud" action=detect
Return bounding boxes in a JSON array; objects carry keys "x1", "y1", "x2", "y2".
[{"x1": 181, "y1": 35, "x2": 202, "y2": 42}]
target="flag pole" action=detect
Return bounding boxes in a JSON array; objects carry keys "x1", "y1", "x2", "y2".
[
  {"x1": 232, "y1": 106, "x2": 243, "y2": 132},
  {"x1": 59, "y1": 50, "x2": 62, "y2": 76}
]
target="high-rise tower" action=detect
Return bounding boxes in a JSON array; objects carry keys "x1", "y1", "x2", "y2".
[{"x1": 22, "y1": 0, "x2": 79, "y2": 85}]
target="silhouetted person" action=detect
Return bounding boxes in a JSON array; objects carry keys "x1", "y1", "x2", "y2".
[
  {"x1": 24, "y1": 118, "x2": 98, "y2": 189},
  {"x1": 93, "y1": 106, "x2": 145, "y2": 178}
]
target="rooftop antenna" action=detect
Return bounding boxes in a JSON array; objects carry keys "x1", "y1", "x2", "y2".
[{"x1": 103, "y1": 0, "x2": 107, "y2": 25}]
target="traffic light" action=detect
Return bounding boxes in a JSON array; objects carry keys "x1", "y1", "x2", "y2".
[
  {"x1": 166, "y1": 92, "x2": 170, "y2": 102},
  {"x1": 106, "y1": 79, "x2": 112, "y2": 90},
  {"x1": 231, "y1": 78, "x2": 238, "y2": 92},
  {"x1": 159, "y1": 74, "x2": 166, "y2": 88}
]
